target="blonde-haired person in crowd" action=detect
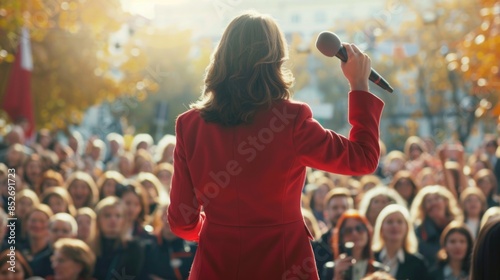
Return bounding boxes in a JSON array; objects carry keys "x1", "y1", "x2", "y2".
[
  {"x1": 46, "y1": 238, "x2": 96, "y2": 280},
  {"x1": 359, "y1": 174, "x2": 382, "y2": 194},
  {"x1": 389, "y1": 170, "x2": 420, "y2": 208},
  {"x1": 305, "y1": 176, "x2": 335, "y2": 224},
  {"x1": 137, "y1": 172, "x2": 168, "y2": 214},
  {"x1": 404, "y1": 136, "x2": 440, "y2": 178},
  {"x1": 96, "y1": 170, "x2": 125, "y2": 200},
  {"x1": 154, "y1": 162, "x2": 173, "y2": 192},
  {"x1": 130, "y1": 133, "x2": 154, "y2": 155},
  {"x1": 155, "y1": 134, "x2": 176, "y2": 164},
  {"x1": 382, "y1": 151, "x2": 407, "y2": 181},
  {"x1": 415, "y1": 166, "x2": 442, "y2": 189},
  {"x1": 65, "y1": 171, "x2": 99, "y2": 209},
  {"x1": 75, "y1": 207, "x2": 96, "y2": 246},
  {"x1": 37, "y1": 169, "x2": 65, "y2": 196},
  {"x1": 41, "y1": 186, "x2": 77, "y2": 217},
  {"x1": 473, "y1": 168, "x2": 500, "y2": 208},
  {"x1": 104, "y1": 132, "x2": 124, "y2": 169},
  {"x1": 302, "y1": 208, "x2": 322, "y2": 240},
  {"x1": 92, "y1": 197, "x2": 148, "y2": 279},
  {"x1": 410, "y1": 185, "x2": 462, "y2": 267},
  {"x1": 146, "y1": 203, "x2": 197, "y2": 279},
  {"x1": 372, "y1": 204, "x2": 431, "y2": 280},
  {"x1": 459, "y1": 187, "x2": 487, "y2": 239},
  {"x1": 480, "y1": 206, "x2": 500, "y2": 229},
  {"x1": 19, "y1": 204, "x2": 53, "y2": 262},
  {"x1": 16, "y1": 189, "x2": 40, "y2": 244},
  {"x1": 30, "y1": 212, "x2": 78, "y2": 277},
  {"x1": 358, "y1": 185, "x2": 406, "y2": 227}
]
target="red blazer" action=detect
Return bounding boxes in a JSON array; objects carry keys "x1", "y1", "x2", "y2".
[{"x1": 168, "y1": 90, "x2": 384, "y2": 280}]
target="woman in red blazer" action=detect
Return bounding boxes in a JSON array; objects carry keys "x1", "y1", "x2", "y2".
[{"x1": 168, "y1": 11, "x2": 384, "y2": 280}]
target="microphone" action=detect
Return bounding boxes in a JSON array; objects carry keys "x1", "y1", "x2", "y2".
[
  {"x1": 315, "y1": 31, "x2": 394, "y2": 93},
  {"x1": 344, "y1": 242, "x2": 354, "y2": 280}
]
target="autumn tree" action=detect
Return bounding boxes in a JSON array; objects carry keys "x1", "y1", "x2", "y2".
[{"x1": 0, "y1": 0, "x2": 155, "y2": 131}]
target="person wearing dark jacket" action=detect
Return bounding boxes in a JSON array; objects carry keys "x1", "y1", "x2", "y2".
[
  {"x1": 430, "y1": 222, "x2": 473, "y2": 280},
  {"x1": 146, "y1": 204, "x2": 197, "y2": 280},
  {"x1": 372, "y1": 204, "x2": 431, "y2": 280},
  {"x1": 92, "y1": 197, "x2": 149, "y2": 280},
  {"x1": 313, "y1": 188, "x2": 353, "y2": 276},
  {"x1": 322, "y1": 210, "x2": 388, "y2": 280}
]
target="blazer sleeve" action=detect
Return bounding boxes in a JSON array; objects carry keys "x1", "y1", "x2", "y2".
[
  {"x1": 167, "y1": 115, "x2": 205, "y2": 242},
  {"x1": 294, "y1": 90, "x2": 384, "y2": 175}
]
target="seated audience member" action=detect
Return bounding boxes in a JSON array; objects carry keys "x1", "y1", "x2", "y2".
[
  {"x1": 410, "y1": 185, "x2": 462, "y2": 268},
  {"x1": 155, "y1": 162, "x2": 173, "y2": 192},
  {"x1": 146, "y1": 203, "x2": 197, "y2": 280},
  {"x1": 473, "y1": 169, "x2": 500, "y2": 208},
  {"x1": 65, "y1": 171, "x2": 99, "y2": 209},
  {"x1": 92, "y1": 197, "x2": 149, "y2": 279},
  {"x1": 41, "y1": 187, "x2": 77, "y2": 216},
  {"x1": 0, "y1": 249, "x2": 33, "y2": 279},
  {"x1": 358, "y1": 186, "x2": 406, "y2": 227},
  {"x1": 19, "y1": 204, "x2": 53, "y2": 263},
  {"x1": 322, "y1": 210, "x2": 388, "y2": 280},
  {"x1": 137, "y1": 172, "x2": 168, "y2": 214},
  {"x1": 37, "y1": 169, "x2": 65, "y2": 196},
  {"x1": 459, "y1": 187, "x2": 487, "y2": 239},
  {"x1": 389, "y1": 170, "x2": 420, "y2": 208},
  {"x1": 306, "y1": 177, "x2": 335, "y2": 223},
  {"x1": 313, "y1": 187, "x2": 353, "y2": 275},
  {"x1": 30, "y1": 213, "x2": 78, "y2": 277},
  {"x1": 372, "y1": 205, "x2": 431, "y2": 280},
  {"x1": 15, "y1": 189, "x2": 40, "y2": 244},
  {"x1": 430, "y1": 221, "x2": 473, "y2": 280},
  {"x1": 75, "y1": 207, "x2": 96, "y2": 245},
  {"x1": 46, "y1": 238, "x2": 96, "y2": 280},
  {"x1": 470, "y1": 218, "x2": 500, "y2": 280},
  {"x1": 116, "y1": 181, "x2": 152, "y2": 239},
  {"x1": 96, "y1": 170, "x2": 125, "y2": 199}
]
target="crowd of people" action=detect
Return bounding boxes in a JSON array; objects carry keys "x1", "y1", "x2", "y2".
[{"x1": 0, "y1": 124, "x2": 499, "y2": 279}]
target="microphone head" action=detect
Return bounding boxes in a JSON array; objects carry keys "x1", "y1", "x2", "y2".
[{"x1": 315, "y1": 31, "x2": 342, "y2": 57}]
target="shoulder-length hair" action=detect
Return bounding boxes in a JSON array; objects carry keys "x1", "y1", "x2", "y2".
[
  {"x1": 470, "y1": 218, "x2": 500, "y2": 280},
  {"x1": 332, "y1": 210, "x2": 374, "y2": 261},
  {"x1": 65, "y1": 171, "x2": 99, "y2": 208},
  {"x1": 54, "y1": 238, "x2": 96, "y2": 279},
  {"x1": 116, "y1": 180, "x2": 149, "y2": 224},
  {"x1": 474, "y1": 168, "x2": 498, "y2": 198},
  {"x1": 390, "y1": 170, "x2": 419, "y2": 200},
  {"x1": 190, "y1": 11, "x2": 294, "y2": 126},
  {"x1": 437, "y1": 221, "x2": 473, "y2": 274},
  {"x1": 92, "y1": 196, "x2": 128, "y2": 256},
  {"x1": 41, "y1": 186, "x2": 77, "y2": 216},
  {"x1": 75, "y1": 207, "x2": 96, "y2": 245},
  {"x1": 410, "y1": 185, "x2": 462, "y2": 226},
  {"x1": 460, "y1": 187, "x2": 487, "y2": 221},
  {"x1": 372, "y1": 204, "x2": 418, "y2": 254},
  {"x1": 358, "y1": 185, "x2": 407, "y2": 218},
  {"x1": 96, "y1": 170, "x2": 125, "y2": 199}
]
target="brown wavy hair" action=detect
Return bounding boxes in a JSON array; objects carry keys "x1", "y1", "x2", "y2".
[{"x1": 190, "y1": 11, "x2": 294, "y2": 126}]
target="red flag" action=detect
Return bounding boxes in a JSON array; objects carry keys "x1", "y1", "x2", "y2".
[{"x1": 2, "y1": 27, "x2": 35, "y2": 139}]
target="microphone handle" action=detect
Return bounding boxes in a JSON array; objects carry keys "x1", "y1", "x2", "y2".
[
  {"x1": 344, "y1": 266, "x2": 353, "y2": 280},
  {"x1": 335, "y1": 46, "x2": 394, "y2": 93}
]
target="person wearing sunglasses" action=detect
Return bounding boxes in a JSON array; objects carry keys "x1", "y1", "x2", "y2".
[{"x1": 322, "y1": 210, "x2": 387, "y2": 280}]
